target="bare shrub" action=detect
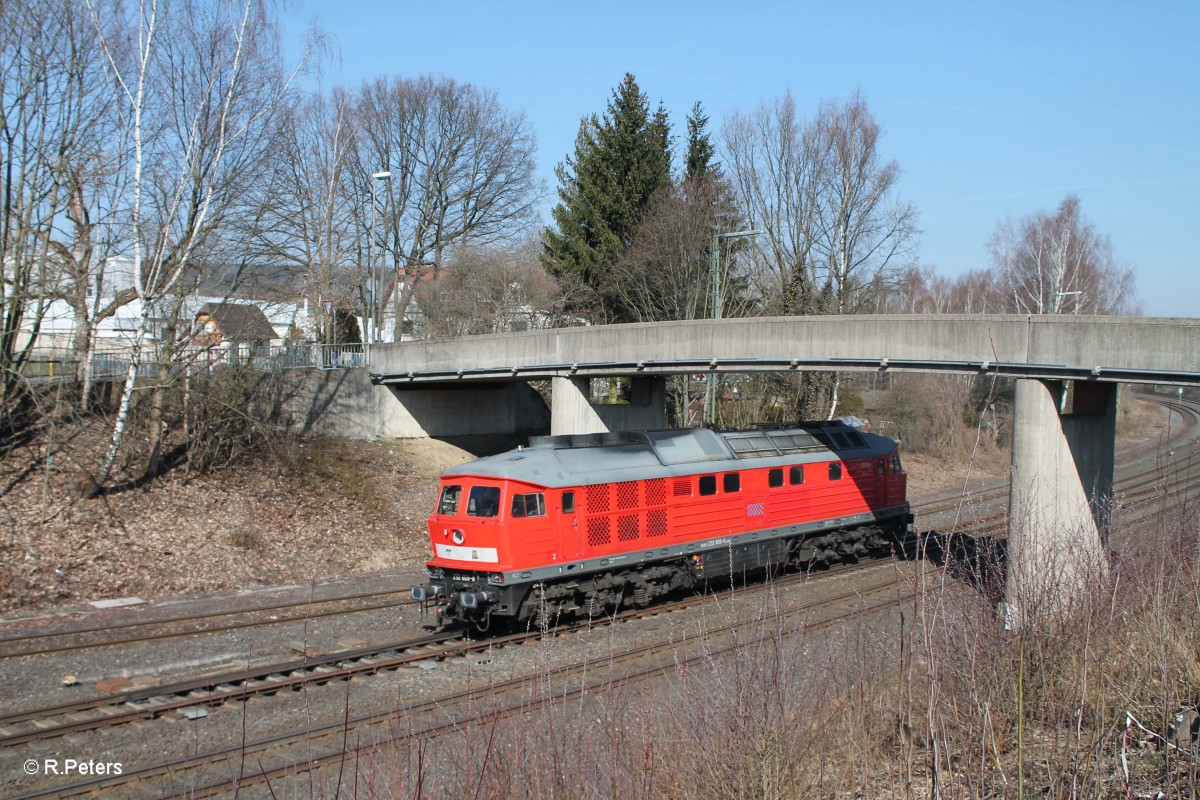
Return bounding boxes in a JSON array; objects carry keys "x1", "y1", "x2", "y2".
[
  {"x1": 183, "y1": 367, "x2": 287, "y2": 474},
  {"x1": 910, "y1": 509, "x2": 1200, "y2": 797}
]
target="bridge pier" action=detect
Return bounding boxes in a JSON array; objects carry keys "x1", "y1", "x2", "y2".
[
  {"x1": 550, "y1": 376, "x2": 666, "y2": 435},
  {"x1": 1005, "y1": 379, "x2": 1115, "y2": 626}
]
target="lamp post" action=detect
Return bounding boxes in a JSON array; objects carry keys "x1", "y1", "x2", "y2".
[
  {"x1": 1054, "y1": 290, "x2": 1082, "y2": 314},
  {"x1": 368, "y1": 170, "x2": 391, "y2": 346},
  {"x1": 705, "y1": 228, "x2": 764, "y2": 426}
]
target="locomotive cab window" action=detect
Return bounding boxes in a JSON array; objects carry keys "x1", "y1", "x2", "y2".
[
  {"x1": 768, "y1": 468, "x2": 784, "y2": 488},
  {"x1": 789, "y1": 466, "x2": 805, "y2": 485},
  {"x1": 437, "y1": 485, "x2": 462, "y2": 515},
  {"x1": 466, "y1": 485, "x2": 501, "y2": 517},
  {"x1": 699, "y1": 475, "x2": 717, "y2": 496},
  {"x1": 723, "y1": 473, "x2": 740, "y2": 493},
  {"x1": 828, "y1": 463, "x2": 843, "y2": 481},
  {"x1": 511, "y1": 492, "x2": 546, "y2": 518},
  {"x1": 876, "y1": 459, "x2": 886, "y2": 477},
  {"x1": 562, "y1": 491, "x2": 575, "y2": 513},
  {"x1": 891, "y1": 454, "x2": 905, "y2": 474}
]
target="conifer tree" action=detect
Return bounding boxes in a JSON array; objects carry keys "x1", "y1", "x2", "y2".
[
  {"x1": 541, "y1": 73, "x2": 671, "y2": 321},
  {"x1": 684, "y1": 101, "x2": 718, "y2": 187}
]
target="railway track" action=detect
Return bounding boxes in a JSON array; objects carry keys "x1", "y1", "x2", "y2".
[
  {"x1": 0, "y1": 553, "x2": 893, "y2": 753},
  {"x1": 916, "y1": 395, "x2": 1200, "y2": 538},
  {"x1": 8, "y1": 559, "x2": 915, "y2": 799},
  {"x1": 0, "y1": 586, "x2": 419, "y2": 660},
  {"x1": 940, "y1": 447, "x2": 1200, "y2": 541}
]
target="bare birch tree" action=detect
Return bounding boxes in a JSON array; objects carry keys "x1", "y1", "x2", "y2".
[
  {"x1": 989, "y1": 194, "x2": 1136, "y2": 315},
  {"x1": 723, "y1": 91, "x2": 917, "y2": 419},
  {"x1": 86, "y1": 0, "x2": 306, "y2": 493}
]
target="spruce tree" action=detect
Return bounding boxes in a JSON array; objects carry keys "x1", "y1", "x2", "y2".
[
  {"x1": 684, "y1": 101, "x2": 718, "y2": 187},
  {"x1": 541, "y1": 73, "x2": 672, "y2": 322}
]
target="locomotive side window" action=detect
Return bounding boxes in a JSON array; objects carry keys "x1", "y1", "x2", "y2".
[
  {"x1": 437, "y1": 485, "x2": 462, "y2": 515},
  {"x1": 699, "y1": 475, "x2": 717, "y2": 496},
  {"x1": 467, "y1": 485, "x2": 501, "y2": 517},
  {"x1": 789, "y1": 466, "x2": 805, "y2": 485},
  {"x1": 891, "y1": 454, "x2": 905, "y2": 474},
  {"x1": 829, "y1": 463, "x2": 843, "y2": 480},
  {"x1": 562, "y1": 491, "x2": 575, "y2": 513},
  {"x1": 876, "y1": 459, "x2": 886, "y2": 476},
  {"x1": 723, "y1": 473, "x2": 740, "y2": 493},
  {"x1": 768, "y1": 468, "x2": 784, "y2": 488},
  {"x1": 511, "y1": 492, "x2": 546, "y2": 518},
  {"x1": 528, "y1": 493, "x2": 545, "y2": 517}
]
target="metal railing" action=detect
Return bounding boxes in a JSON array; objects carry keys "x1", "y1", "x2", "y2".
[
  {"x1": 241, "y1": 343, "x2": 366, "y2": 370},
  {"x1": 17, "y1": 342, "x2": 368, "y2": 385}
]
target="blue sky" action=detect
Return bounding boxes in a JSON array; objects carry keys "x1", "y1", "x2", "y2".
[{"x1": 285, "y1": 1, "x2": 1199, "y2": 317}]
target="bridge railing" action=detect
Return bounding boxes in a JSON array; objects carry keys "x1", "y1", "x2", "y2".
[{"x1": 18, "y1": 342, "x2": 368, "y2": 384}]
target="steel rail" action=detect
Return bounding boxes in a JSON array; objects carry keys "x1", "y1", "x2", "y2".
[{"x1": 0, "y1": 589, "x2": 417, "y2": 659}]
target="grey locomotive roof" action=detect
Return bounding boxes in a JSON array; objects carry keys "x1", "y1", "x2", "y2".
[{"x1": 441, "y1": 422, "x2": 898, "y2": 489}]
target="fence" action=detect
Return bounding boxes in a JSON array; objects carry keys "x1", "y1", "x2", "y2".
[{"x1": 18, "y1": 342, "x2": 368, "y2": 385}]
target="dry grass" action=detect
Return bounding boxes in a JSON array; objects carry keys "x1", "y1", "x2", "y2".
[{"x1": 287, "y1": 505, "x2": 1200, "y2": 799}]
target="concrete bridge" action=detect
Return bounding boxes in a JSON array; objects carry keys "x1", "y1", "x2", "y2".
[
  {"x1": 368, "y1": 314, "x2": 1197, "y2": 435},
  {"x1": 363, "y1": 314, "x2": 1199, "y2": 624}
]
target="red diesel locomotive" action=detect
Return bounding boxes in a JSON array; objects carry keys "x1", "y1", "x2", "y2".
[{"x1": 411, "y1": 421, "x2": 911, "y2": 628}]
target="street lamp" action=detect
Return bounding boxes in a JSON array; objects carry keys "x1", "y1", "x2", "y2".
[
  {"x1": 1054, "y1": 290, "x2": 1082, "y2": 314},
  {"x1": 368, "y1": 170, "x2": 391, "y2": 346},
  {"x1": 705, "y1": 228, "x2": 764, "y2": 426}
]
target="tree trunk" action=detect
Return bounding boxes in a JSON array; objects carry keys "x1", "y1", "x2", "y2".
[
  {"x1": 86, "y1": 310, "x2": 147, "y2": 497},
  {"x1": 73, "y1": 315, "x2": 95, "y2": 412},
  {"x1": 825, "y1": 373, "x2": 841, "y2": 420},
  {"x1": 143, "y1": 381, "x2": 166, "y2": 481}
]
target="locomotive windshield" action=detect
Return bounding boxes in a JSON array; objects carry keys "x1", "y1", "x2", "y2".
[
  {"x1": 437, "y1": 485, "x2": 461, "y2": 515},
  {"x1": 466, "y1": 485, "x2": 501, "y2": 517}
]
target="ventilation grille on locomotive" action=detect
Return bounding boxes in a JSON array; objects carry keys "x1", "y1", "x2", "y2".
[
  {"x1": 583, "y1": 477, "x2": 671, "y2": 550},
  {"x1": 617, "y1": 481, "x2": 638, "y2": 510},
  {"x1": 587, "y1": 517, "x2": 610, "y2": 546},
  {"x1": 587, "y1": 485, "x2": 610, "y2": 514}
]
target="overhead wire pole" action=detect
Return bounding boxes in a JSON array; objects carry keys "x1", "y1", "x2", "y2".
[{"x1": 704, "y1": 228, "x2": 764, "y2": 427}]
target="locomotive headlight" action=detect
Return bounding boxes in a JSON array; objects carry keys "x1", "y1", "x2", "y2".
[{"x1": 452, "y1": 529, "x2": 465, "y2": 545}]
